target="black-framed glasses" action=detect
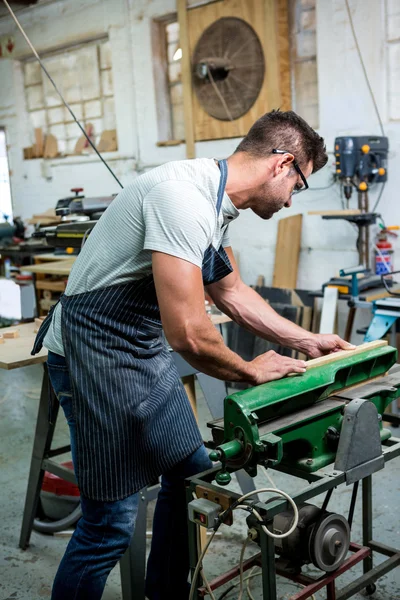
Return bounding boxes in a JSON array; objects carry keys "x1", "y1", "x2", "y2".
[{"x1": 272, "y1": 148, "x2": 309, "y2": 194}]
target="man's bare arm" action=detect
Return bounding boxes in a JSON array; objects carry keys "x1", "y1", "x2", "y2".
[
  {"x1": 152, "y1": 251, "x2": 306, "y2": 384},
  {"x1": 206, "y1": 248, "x2": 354, "y2": 358}
]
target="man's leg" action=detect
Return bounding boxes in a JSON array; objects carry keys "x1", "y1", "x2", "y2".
[
  {"x1": 47, "y1": 352, "x2": 139, "y2": 600},
  {"x1": 145, "y1": 445, "x2": 212, "y2": 600},
  {"x1": 52, "y1": 493, "x2": 139, "y2": 600}
]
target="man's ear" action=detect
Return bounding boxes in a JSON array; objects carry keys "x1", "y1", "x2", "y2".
[{"x1": 274, "y1": 153, "x2": 294, "y2": 175}]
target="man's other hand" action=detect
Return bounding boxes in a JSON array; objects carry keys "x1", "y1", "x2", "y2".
[
  {"x1": 302, "y1": 334, "x2": 356, "y2": 359},
  {"x1": 250, "y1": 350, "x2": 306, "y2": 385}
]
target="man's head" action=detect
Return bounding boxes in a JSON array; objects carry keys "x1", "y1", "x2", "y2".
[{"x1": 228, "y1": 110, "x2": 328, "y2": 219}]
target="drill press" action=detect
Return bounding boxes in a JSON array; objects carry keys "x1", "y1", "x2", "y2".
[{"x1": 323, "y1": 136, "x2": 388, "y2": 268}]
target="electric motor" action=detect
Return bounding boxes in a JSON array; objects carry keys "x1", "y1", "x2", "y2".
[{"x1": 248, "y1": 503, "x2": 350, "y2": 573}]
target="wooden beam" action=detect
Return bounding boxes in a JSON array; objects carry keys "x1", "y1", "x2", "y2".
[
  {"x1": 308, "y1": 209, "x2": 361, "y2": 216},
  {"x1": 265, "y1": 0, "x2": 281, "y2": 109},
  {"x1": 272, "y1": 214, "x2": 303, "y2": 288},
  {"x1": 305, "y1": 340, "x2": 387, "y2": 370},
  {"x1": 177, "y1": 0, "x2": 195, "y2": 159},
  {"x1": 319, "y1": 286, "x2": 338, "y2": 334}
]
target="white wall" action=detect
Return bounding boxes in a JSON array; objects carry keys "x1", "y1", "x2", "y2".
[{"x1": 0, "y1": 0, "x2": 399, "y2": 294}]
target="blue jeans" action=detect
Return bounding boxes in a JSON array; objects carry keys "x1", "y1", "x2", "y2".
[{"x1": 47, "y1": 351, "x2": 212, "y2": 600}]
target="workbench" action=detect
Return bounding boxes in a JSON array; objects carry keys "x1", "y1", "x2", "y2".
[
  {"x1": 0, "y1": 315, "x2": 235, "y2": 600},
  {"x1": 22, "y1": 256, "x2": 76, "y2": 316}
]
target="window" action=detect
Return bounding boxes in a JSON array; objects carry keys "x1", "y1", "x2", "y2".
[
  {"x1": 289, "y1": 0, "x2": 319, "y2": 129},
  {"x1": 387, "y1": 0, "x2": 400, "y2": 120},
  {"x1": 152, "y1": 16, "x2": 184, "y2": 143},
  {"x1": 0, "y1": 129, "x2": 12, "y2": 220},
  {"x1": 23, "y1": 38, "x2": 117, "y2": 156}
]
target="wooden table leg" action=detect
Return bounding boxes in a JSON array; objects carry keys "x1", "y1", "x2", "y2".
[{"x1": 182, "y1": 374, "x2": 207, "y2": 550}]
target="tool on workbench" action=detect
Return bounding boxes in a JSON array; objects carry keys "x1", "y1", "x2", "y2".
[{"x1": 32, "y1": 188, "x2": 117, "y2": 249}]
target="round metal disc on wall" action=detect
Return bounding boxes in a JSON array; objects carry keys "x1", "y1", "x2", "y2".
[
  {"x1": 192, "y1": 17, "x2": 265, "y2": 121},
  {"x1": 309, "y1": 513, "x2": 350, "y2": 572}
]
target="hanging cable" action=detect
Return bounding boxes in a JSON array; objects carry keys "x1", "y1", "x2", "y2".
[
  {"x1": 344, "y1": 0, "x2": 385, "y2": 137},
  {"x1": 2, "y1": 0, "x2": 124, "y2": 190},
  {"x1": 372, "y1": 183, "x2": 386, "y2": 212}
]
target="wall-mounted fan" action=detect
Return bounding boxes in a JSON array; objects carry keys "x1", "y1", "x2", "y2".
[{"x1": 192, "y1": 17, "x2": 265, "y2": 122}]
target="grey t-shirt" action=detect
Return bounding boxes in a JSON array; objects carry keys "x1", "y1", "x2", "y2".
[{"x1": 44, "y1": 158, "x2": 239, "y2": 356}]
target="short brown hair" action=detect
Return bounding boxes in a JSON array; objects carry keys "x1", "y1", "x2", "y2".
[{"x1": 235, "y1": 109, "x2": 328, "y2": 173}]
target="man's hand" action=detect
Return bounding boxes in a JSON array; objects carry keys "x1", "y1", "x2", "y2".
[
  {"x1": 250, "y1": 351, "x2": 306, "y2": 385},
  {"x1": 301, "y1": 334, "x2": 356, "y2": 359}
]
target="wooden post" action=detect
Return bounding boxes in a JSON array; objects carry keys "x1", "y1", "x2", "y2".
[
  {"x1": 265, "y1": 0, "x2": 282, "y2": 109},
  {"x1": 177, "y1": 0, "x2": 195, "y2": 159}
]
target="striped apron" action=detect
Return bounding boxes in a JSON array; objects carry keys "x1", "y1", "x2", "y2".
[{"x1": 32, "y1": 159, "x2": 232, "y2": 501}]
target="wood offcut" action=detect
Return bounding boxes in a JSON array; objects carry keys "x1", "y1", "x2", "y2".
[{"x1": 272, "y1": 214, "x2": 303, "y2": 288}]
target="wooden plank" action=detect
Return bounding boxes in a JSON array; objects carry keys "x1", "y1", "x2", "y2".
[
  {"x1": 306, "y1": 340, "x2": 387, "y2": 371},
  {"x1": 187, "y1": 0, "x2": 272, "y2": 141},
  {"x1": 97, "y1": 130, "x2": 118, "y2": 153},
  {"x1": 43, "y1": 134, "x2": 58, "y2": 159},
  {"x1": 4, "y1": 329, "x2": 20, "y2": 339},
  {"x1": 308, "y1": 209, "x2": 361, "y2": 216},
  {"x1": 0, "y1": 323, "x2": 47, "y2": 370},
  {"x1": 209, "y1": 313, "x2": 231, "y2": 326},
  {"x1": 272, "y1": 214, "x2": 303, "y2": 288},
  {"x1": 34, "y1": 127, "x2": 44, "y2": 157},
  {"x1": 151, "y1": 18, "x2": 173, "y2": 143},
  {"x1": 33, "y1": 253, "x2": 75, "y2": 262},
  {"x1": 364, "y1": 287, "x2": 400, "y2": 302},
  {"x1": 276, "y1": 0, "x2": 291, "y2": 111},
  {"x1": 35, "y1": 280, "x2": 66, "y2": 292},
  {"x1": 319, "y1": 286, "x2": 338, "y2": 334},
  {"x1": 265, "y1": 0, "x2": 281, "y2": 109},
  {"x1": 178, "y1": 0, "x2": 195, "y2": 158},
  {"x1": 23, "y1": 258, "x2": 76, "y2": 276}
]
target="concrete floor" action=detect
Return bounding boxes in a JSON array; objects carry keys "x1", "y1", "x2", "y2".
[{"x1": 0, "y1": 363, "x2": 399, "y2": 600}]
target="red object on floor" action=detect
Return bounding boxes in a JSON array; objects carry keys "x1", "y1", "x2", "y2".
[{"x1": 42, "y1": 461, "x2": 80, "y2": 497}]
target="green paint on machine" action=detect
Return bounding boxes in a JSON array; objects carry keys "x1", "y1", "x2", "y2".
[{"x1": 209, "y1": 345, "x2": 399, "y2": 484}]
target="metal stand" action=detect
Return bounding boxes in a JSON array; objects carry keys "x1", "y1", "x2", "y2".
[{"x1": 186, "y1": 438, "x2": 400, "y2": 600}]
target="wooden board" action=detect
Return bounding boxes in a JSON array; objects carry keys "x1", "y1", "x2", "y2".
[
  {"x1": 305, "y1": 340, "x2": 387, "y2": 371},
  {"x1": 276, "y1": 0, "x2": 291, "y2": 111},
  {"x1": 33, "y1": 253, "x2": 75, "y2": 262},
  {"x1": 97, "y1": 130, "x2": 118, "y2": 153},
  {"x1": 186, "y1": 0, "x2": 290, "y2": 141},
  {"x1": 23, "y1": 258, "x2": 76, "y2": 276},
  {"x1": 0, "y1": 322, "x2": 47, "y2": 370},
  {"x1": 43, "y1": 134, "x2": 58, "y2": 159},
  {"x1": 272, "y1": 214, "x2": 303, "y2": 288},
  {"x1": 178, "y1": 0, "x2": 196, "y2": 157},
  {"x1": 34, "y1": 128, "x2": 44, "y2": 157},
  {"x1": 319, "y1": 286, "x2": 338, "y2": 334},
  {"x1": 308, "y1": 209, "x2": 361, "y2": 216}
]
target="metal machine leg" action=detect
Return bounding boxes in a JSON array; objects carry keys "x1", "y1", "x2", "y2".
[
  {"x1": 362, "y1": 476, "x2": 373, "y2": 575},
  {"x1": 260, "y1": 525, "x2": 277, "y2": 600},
  {"x1": 120, "y1": 488, "x2": 149, "y2": 600},
  {"x1": 19, "y1": 365, "x2": 59, "y2": 549}
]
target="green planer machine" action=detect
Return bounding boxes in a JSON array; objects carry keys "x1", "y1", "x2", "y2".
[
  {"x1": 187, "y1": 340, "x2": 400, "y2": 599},
  {"x1": 208, "y1": 340, "x2": 400, "y2": 485}
]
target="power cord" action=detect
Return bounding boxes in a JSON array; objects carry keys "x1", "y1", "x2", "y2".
[{"x1": 189, "y1": 487, "x2": 299, "y2": 600}]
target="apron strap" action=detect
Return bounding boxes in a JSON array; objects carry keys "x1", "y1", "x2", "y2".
[
  {"x1": 216, "y1": 159, "x2": 228, "y2": 215},
  {"x1": 31, "y1": 298, "x2": 61, "y2": 355}
]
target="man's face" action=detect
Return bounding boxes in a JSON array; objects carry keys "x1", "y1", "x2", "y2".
[{"x1": 249, "y1": 160, "x2": 313, "y2": 220}]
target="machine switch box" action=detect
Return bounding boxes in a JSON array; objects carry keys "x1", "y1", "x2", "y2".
[{"x1": 188, "y1": 498, "x2": 222, "y2": 529}]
